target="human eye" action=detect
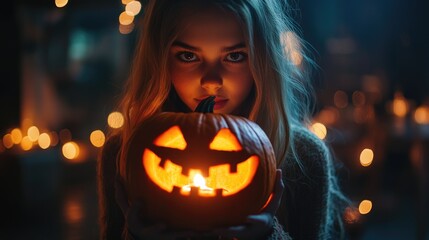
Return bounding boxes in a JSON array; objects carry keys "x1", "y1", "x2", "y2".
[
  {"x1": 224, "y1": 52, "x2": 247, "y2": 63},
  {"x1": 176, "y1": 51, "x2": 199, "y2": 63}
]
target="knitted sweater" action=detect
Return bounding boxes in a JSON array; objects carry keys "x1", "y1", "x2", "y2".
[{"x1": 97, "y1": 126, "x2": 344, "y2": 240}]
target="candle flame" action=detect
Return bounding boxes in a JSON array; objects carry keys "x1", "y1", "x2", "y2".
[{"x1": 193, "y1": 173, "x2": 206, "y2": 188}]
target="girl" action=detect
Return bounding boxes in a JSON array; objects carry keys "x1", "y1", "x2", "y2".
[{"x1": 98, "y1": 0, "x2": 348, "y2": 239}]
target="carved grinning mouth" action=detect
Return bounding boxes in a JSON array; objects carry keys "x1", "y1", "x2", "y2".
[{"x1": 142, "y1": 149, "x2": 259, "y2": 197}]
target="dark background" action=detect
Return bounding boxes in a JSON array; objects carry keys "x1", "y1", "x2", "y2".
[{"x1": 1, "y1": 0, "x2": 428, "y2": 239}]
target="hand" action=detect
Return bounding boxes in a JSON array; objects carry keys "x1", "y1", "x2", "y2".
[
  {"x1": 212, "y1": 169, "x2": 285, "y2": 240},
  {"x1": 114, "y1": 177, "x2": 198, "y2": 240}
]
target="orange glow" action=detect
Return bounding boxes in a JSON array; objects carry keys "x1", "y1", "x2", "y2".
[
  {"x1": 360, "y1": 148, "x2": 374, "y2": 167},
  {"x1": 22, "y1": 118, "x2": 33, "y2": 132},
  {"x1": 359, "y1": 200, "x2": 372, "y2": 214},
  {"x1": 209, "y1": 128, "x2": 243, "y2": 151},
  {"x1": 280, "y1": 31, "x2": 302, "y2": 66},
  {"x1": 3, "y1": 134, "x2": 14, "y2": 149},
  {"x1": 55, "y1": 0, "x2": 68, "y2": 8},
  {"x1": 62, "y1": 142, "x2": 80, "y2": 160},
  {"x1": 143, "y1": 149, "x2": 259, "y2": 197},
  {"x1": 290, "y1": 51, "x2": 303, "y2": 66},
  {"x1": 107, "y1": 112, "x2": 124, "y2": 129},
  {"x1": 414, "y1": 105, "x2": 429, "y2": 124},
  {"x1": 310, "y1": 122, "x2": 327, "y2": 140},
  {"x1": 344, "y1": 206, "x2": 360, "y2": 224},
  {"x1": 334, "y1": 91, "x2": 348, "y2": 109},
  {"x1": 316, "y1": 107, "x2": 340, "y2": 125},
  {"x1": 119, "y1": 23, "x2": 135, "y2": 34},
  {"x1": 125, "y1": 1, "x2": 142, "y2": 16},
  {"x1": 11, "y1": 128, "x2": 23, "y2": 144},
  {"x1": 27, "y1": 126, "x2": 40, "y2": 142},
  {"x1": 154, "y1": 126, "x2": 187, "y2": 150},
  {"x1": 181, "y1": 171, "x2": 215, "y2": 197},
  {"x1": 392, "y1": 92, "x2": 408, "y2": 117},
  {"x1": 122, "y1": 0, "x2": 133, "y2": 4},
  {"x1": 38, "y1": 133, "x2": 51, "y2": 149},
  {"x1": 21, "y1": 136, "x2": 33, "y2": 151},
  {"x1": 119, "y1": 11, "x2": 134, "y2": 26},
  {"x1": 90, "y1": 130, "x2": 105, "y2": 148},
  {"x1": 64, "y1": 197, "x2": 83, "y2": 224}
]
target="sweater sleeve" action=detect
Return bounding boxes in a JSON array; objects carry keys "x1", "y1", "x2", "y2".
[
  {"x1": 98, "y1": 135, "x2": 125, "y2": 240},
  {"x1": 275, "y1": 127, "x2": 344, "y2": 240}
]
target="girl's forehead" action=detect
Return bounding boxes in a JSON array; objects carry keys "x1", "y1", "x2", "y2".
[{"x1": 176, "y1": 7, "x2": 244, "y2": 45}]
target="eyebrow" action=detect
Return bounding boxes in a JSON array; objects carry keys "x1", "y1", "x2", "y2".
[{"x1": 172, "y1": 41, "x2": 246, "y2": 52}]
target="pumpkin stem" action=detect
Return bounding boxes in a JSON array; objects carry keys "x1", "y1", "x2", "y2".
[{"x1": 194, "y1": 96, "x2": 215, "y2": 113}]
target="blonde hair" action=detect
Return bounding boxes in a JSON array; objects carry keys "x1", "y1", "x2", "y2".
[
  {"x1": 116, "y1": 0, "x2": 315, "y2": 178},
  {"x1": 111, "y1": 1, "x2": 350, "y2": 238}
]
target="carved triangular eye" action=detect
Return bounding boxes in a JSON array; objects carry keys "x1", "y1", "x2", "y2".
[
  {"x1": 154, "y1": 125, "x2": 187, "y2": 150},
  {"x1": 209, "y1": 128, "x2": 242, "y2": 151}
]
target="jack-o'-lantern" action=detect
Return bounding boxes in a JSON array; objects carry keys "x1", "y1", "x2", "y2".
[{"x1": 124, "y1": 111, "x2": 277, "y2": 231}]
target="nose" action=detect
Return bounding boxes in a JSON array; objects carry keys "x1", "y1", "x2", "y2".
[{"x1": 201, "y1": 63, "x2": 223, "y2": 93}]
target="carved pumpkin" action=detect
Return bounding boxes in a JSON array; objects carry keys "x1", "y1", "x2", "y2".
[{"x1": 124, "y1": 112, "x2": 277, "y2": 231}]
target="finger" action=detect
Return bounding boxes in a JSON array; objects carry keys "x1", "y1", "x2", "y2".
[{"x1": 114, "y1": 176, "x2": 129, "y2": 214}]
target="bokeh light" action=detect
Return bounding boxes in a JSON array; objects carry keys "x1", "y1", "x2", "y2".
[
  {"x1": 62, "y1": 142, "x2": 80, "y2": 160},
  {"x1": 360, "y1": 148, "x2": 374, "y2": 167},
  {"x1": 50, "y1": 131, "x2": 59, "y2": 146},
  {"x1": 11, "y1": 128, "x2": 23, "y2": 144},
  {"x1": 414, "y1": 105, "x2": 429, "y2": 124},
  {"x1": 3, "y1": 134, "x2": 14, "y2": 149},
  {"x1": 310, "y1": 122, "x2": 327, "y2": 140},
  {"x1": 119, "y1": 23, "x2": 135, "y2": 35},
  {"x1": 64, "y1": 196, "x2": 84, "y2": 224},
  {"x1": 119, "y1": 11, "x2": 134, "y2": 26},
  {"x1": 122, "y1": 0, "x2": 133, "y2": 4},
  {"x1": 359, "y1": 200, "x2": 373, "y2": 215},
  {"x1": 125, "y1": 1, "x2": 142, "y2": 16},
  {"x1": 90, "y1": 130, "x2": 105, "y2": 148},
  {"x1": 334, "y1": 90, "x2": 348, "y2": 109},
  {"x1": 27, "y1": 126, "x2": 40, "y2": 142},
  {"x1": 108, "y1": 112, "x2": 124, "y2": 129},
  {"x1": 352, "y1": 91, "x2": 366, "y2": 107},
  {"x1": 344, "y1": 206, "x2": 360, "y2": 224},
  {"x1": 21, "y1": 136, "x2": 33, "y2": 151},
  {"x1": 55, "y1": 0, "x2": 68, "y2": 8},
  {"x1": 38, "y1": 133, "x2": 51, "y2": 149},
  {"x1": 392, "y1": 92, "x2": 408, "y2": 117}
]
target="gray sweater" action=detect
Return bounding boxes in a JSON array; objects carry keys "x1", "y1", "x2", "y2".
[{"x1": 98, "y1": 127, "x2": 345, "y2": 239}]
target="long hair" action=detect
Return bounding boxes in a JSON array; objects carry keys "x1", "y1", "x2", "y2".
[
  {"x1": 116, "y1": 0, "x2": 314, "y2": 177},
  {"x1": 114, "y1": 0, "x2": 348, "y2": 238}
]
